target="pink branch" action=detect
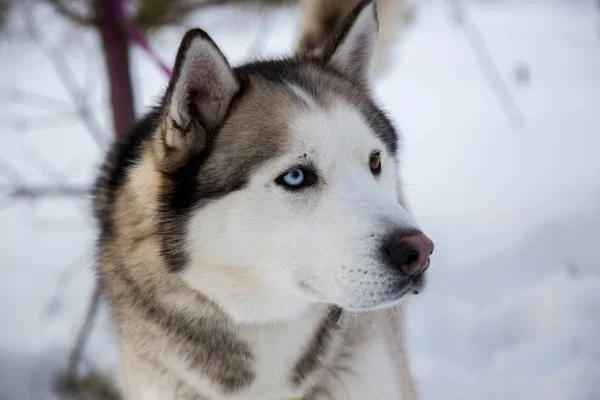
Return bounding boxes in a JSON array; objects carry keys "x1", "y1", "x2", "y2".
[
  {"x1": 110, "y1": 0, "x2": 172, "y2": 77},
  {"x1": 97, "y1": 0, "x2": 136, "y2": 138},
  {"x1": 125, "y1": 23, "x2": 172, "y2": 77}
]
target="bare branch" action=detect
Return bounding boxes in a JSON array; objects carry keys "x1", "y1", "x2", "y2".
[
  {"x1": 42, "y1": 46, "x2": 107, "y2": 146},
  {"x1": 3, "y1": 148, "x2": 94, "y2": 230},
  {"x1": 448, "y1": 0, "x2": 525, "y2": 130},
  {"x1": 0, "y1": 83, "x2": 72, "y2": 112},
  {"x1": 45, "y1": 0, "x2": 98, "y2": 26},
  {"x1": 45, "y1": 252, "x2": 90, "y2": 317},
  {"x1": 25, "y1": 146, "x2": 69, "y2": 181},
  {"x1": 245, "y1": 7, "x2": 277, "y2": 59},
  {"x1": 67, "y1": 283, "x2": 102, "y2": 377},
  {"x1": 4, "y1": 184, "x2": 89, "y2": 199},
  {"x1": 0, "y1": 157, "x2": 25, "y2": 183},
  {"x1": 21, "y1": 3, "x2": 107, "y2": 147},
  {"x1": 94, "y1": 0, "x2": 137, "y2": 138},
  {"x1": 0, "y1": 113, "x2": 82, "y2": 134}
]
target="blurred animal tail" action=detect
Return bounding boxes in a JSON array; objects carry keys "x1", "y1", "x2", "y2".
[{"x1": 295, "y1": 0, "x2": 414, "y2": 77}]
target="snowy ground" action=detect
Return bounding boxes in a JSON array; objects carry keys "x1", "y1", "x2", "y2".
[{"x1": 1, "y1": 0, "x2": 599, "y2": 399}]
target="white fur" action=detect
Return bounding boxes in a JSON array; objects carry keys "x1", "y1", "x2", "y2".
[
  {"x1": 120, "y1": 308, "x2": 413, "y2": 400},
  {"x1": 181, "y1": 99, "x2": 418, "y2": 324},
  {"x1": 286, "y1": 81, "x2": 320, "y2": 108}
]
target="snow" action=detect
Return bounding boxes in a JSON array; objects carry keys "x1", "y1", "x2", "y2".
[{"x1": 1, "y1": 0, "x2": 599, "y2": 399}]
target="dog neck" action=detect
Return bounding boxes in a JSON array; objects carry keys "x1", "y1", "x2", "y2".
[{"x1": 179, "y1": 262, "x2": 315, "y2": 324}]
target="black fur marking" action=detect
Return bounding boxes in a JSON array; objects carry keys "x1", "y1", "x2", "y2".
[
  {"x1": 158, "y1": 154, "x2": 249, "y2": 273},
  {"x1": 107, "y1": 266, "x2": 255, "y2": 394},
  {"x1": 291, "y1": 306, "x2": 344, "y2": 387},
  {"x1": 358, "y1": 98, "x2": 398, "y2": 157},
  {"x1": 93, "y1": 107, "x2": 161, "y2": 236},
  {"x1": 304, "y1": 384, "x2": 333, "y2": 400}
]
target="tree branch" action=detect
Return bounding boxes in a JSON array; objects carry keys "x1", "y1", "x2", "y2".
[
  {"x1": 0, "y1": 83, "x2": 72, "y2": 112},
  {"x1": 21, "y1": 4, "x2": 107, "y2": 147},
  {"x1": 94, "y1": 0, "x2": 136, "y2": 138},
  {"x1": 45, "y1": 0, "x2": 98, "y2": 26},
  {"x1": 245, "y1": 6, "x2": 276, "y2": 58},
  {"x1": 0, "y1": 156, "x2": 25, "y2": 183},
  {"x1": 448, "y1": 0, "x2": 525, "y2": 130},
  {"x1": 4, "y1": 184, "x2": 89, "y2": 199},
  {"x1": 67, "y1": 283, "x2": 102, "y2": 377},
  {"x1": 45, "y1": 252, "x2": 89, "y2": 317}
]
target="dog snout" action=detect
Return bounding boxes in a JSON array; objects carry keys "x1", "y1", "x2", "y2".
[{"x1": 383, "y1": 231, "x2": 434, "y2": 276}]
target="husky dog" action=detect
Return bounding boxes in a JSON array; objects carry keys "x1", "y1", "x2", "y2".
[{"x1": 93, "y1": 1, "x2": 434, "y2": 399}]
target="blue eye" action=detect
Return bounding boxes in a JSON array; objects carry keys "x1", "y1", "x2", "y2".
[
  {"x1": 282, "y1": 168, "x2": 305, "y2": 187},
  {"x1": 276, "y1": 167, "x2": 317, "y2": 190}
]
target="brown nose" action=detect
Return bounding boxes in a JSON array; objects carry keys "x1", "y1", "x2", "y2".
[{"x1": 385, "y1": 232, "x2": 434, "y2": 276}]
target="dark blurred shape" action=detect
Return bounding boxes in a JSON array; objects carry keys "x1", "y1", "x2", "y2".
[
  {"x1": 55, "y1": 370, "x2": 123, "y2": 400},
  {"x1": 296, "y1": 0, "x2": 356, "y2": 55},
  {"x1": 0, "y1": 0, "x2": 11, "y2": 32},
  {"x1": 513, "y1": 62, "x2": 531, "y2": 86},
  {"x1": 134, "y1": 0, "x2": 292, "y2": 32}
]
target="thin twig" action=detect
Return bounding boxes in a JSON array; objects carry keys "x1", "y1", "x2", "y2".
[
  {"x1": 448, "y1": 0, "x2": 525, "y2": 130},
  {"x1": 21, "y1": 2, "x2": 107, "y2": 147},
  {"x1": 245, "y1": 6, "x2": 277, "y2": 59},
  {"x1": 44, "y1": 0, "x2": 98, "y2": 26},
  {"x1": 45, "y1": 252, "x2": 90, "y2": 317},
  {"x1": 0, "y1": 157, "x2": 25, "y2": 183},
  {"x1": 43, "y1": 46, "x2": 106, "y2": 146},
  {"x1": 5, "y1": 184, "x2": 89, "y2": 198},
  {"x1": 67, "y1": 283, "x2": 102, "y2": 377},
  {"x1": 0, "y1": 83, "x2": 72, "y2": 111},
  {"x1": 24, "y1": 146, "x2": 69, "y2": 182},
  {"x1": 0, "y1": 113, "x2": 82, "y2": 133}
]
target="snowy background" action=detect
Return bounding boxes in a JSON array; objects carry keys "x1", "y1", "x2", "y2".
[{"x1": 1, "y1": 0, "x2": 599, "y2": 399}]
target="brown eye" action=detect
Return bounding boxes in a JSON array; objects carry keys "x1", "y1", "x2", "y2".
[{"x1": 369, "y1": 152, "x2": 381, "y2": 175}]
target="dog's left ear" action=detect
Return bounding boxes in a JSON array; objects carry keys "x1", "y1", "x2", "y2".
[{"x1": 323, "y1": 0, "x2": 379, "y2": 84}]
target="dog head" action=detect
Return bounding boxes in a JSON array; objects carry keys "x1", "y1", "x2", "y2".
[{"x1": 152, "y1": 0, "x2": 434, "y2": 322}]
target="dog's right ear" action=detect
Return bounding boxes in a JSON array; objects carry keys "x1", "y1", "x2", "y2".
[
  {"x1": 155, "y1": 29, "x2": 239, "y2": 173},
  {"x1": 324, "y1": 0, "x2": 378, "y2": 84}
]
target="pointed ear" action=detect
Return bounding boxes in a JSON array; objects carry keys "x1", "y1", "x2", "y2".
[
  {"x1": 323, "y1": 0, "x2": 379, "y2": 84},
  {"x1": 156, "y1": 29, "x2": 239, "y2": 172}
]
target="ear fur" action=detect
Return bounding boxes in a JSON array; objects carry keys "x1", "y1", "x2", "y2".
[
  {"x1": 321, "y1": 0, "x2": 379, "y2": 84},
  {"x1": 155, "y1": 29, "x2": 240, "y2": 172}
]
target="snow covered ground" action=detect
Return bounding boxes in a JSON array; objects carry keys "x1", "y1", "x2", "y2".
[{"x1": 1, "y1": 0, "x2": 599, "y2": 399}]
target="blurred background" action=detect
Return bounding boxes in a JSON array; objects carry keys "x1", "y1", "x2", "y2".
[{"x1": 0, "y1": 0, "x2": 599, "y2": 399}]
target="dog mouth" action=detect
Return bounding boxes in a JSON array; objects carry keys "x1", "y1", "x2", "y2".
[
  {"x1": 298, "y1": 270, "x2": 427, "y2": 311},
  {"x1": 408, "y1": 271, "x2": 427, "y2": 295},
  {"x1": 357, "y1": 270, "x2": 428, "y2": 310},
  {"x1": 378, "y1": 273, "x2": 426, "y2": 303}
]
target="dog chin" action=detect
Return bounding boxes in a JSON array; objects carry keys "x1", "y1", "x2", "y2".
[
  {"x1": 340, "y1": 274, "x2": 428, "y2": 312},
  {"x1": 298, "y1": 273, "x2": 427, "y2": 312}
]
